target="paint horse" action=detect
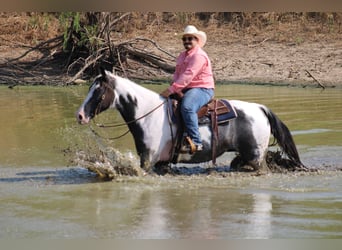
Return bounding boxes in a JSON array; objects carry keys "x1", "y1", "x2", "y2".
[{"x1": 76, "y1": 69, "x2": 303, "y2": 173}]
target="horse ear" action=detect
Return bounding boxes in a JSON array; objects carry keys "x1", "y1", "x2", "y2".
[{"x1": 100, "y1": 67, "x2": 106, "y2": 78}]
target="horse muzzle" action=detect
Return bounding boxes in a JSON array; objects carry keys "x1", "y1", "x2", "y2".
[{"x1": 76, "y1": 109, "x2": 90, "y2": 125}]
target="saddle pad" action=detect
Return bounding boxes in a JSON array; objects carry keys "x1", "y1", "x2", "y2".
[{"x1": 217, "y1": 99, "x2": 238, "y2": 124}]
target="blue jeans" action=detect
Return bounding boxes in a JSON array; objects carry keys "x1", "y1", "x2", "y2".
[{"x1": 181, "y1": 88, "x2": 214, "y2": 145}]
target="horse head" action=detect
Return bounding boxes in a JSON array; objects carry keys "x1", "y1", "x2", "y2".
[{"x1": 76, "y1": 68, "x2": 115, "y2": 124}]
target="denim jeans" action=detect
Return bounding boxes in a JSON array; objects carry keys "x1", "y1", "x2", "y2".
[{"x1": 181, "y1": 88, "x2": 214, "y2": 145}]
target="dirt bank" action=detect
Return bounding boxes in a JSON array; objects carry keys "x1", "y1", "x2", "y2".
[
  {"x1": 0, "y1": 13, "x2": 341, "y2": 87},
  {"x1": 209, "y1": 40, "x2": 341, "y2": 87},
  {"x1": 152, "y1": 22, "x2": 342, "y2": 88}
]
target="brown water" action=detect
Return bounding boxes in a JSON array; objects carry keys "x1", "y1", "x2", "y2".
[{"x1": 0, "y1": 84, "x2": 341, "y2": 238}]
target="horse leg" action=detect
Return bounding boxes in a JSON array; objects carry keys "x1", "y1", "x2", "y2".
[
  {"x1": 230, "y1": 149, "x2": 268, "y2": 172},
  {"x1": 230, "y1": 129, "x2": 269, "y2": 172},
  {"x1": 153, "y1": 162, "x2": 173, "y2": 175},
  {"x1": 229, "y1": 106, "x2": 270, "y2": 172},
  {"x1": 140, "y1": 152, "x2": 153, "y2": 173},
  {"x1": 140, "y1": 151, "x2": 173, "y2": 175}
]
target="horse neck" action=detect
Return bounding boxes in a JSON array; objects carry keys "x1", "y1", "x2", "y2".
[
  {"x1": 111, "y1": 76, "x2": 170, "y2": 159},
  {"x1": 112, "y1": 76, "x2": 163, "y2": 121}
]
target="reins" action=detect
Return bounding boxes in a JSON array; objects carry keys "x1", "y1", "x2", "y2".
[
  {"x1": 90, "y1": 98, "x2": 168, "y2": 140},
  {"x1": 95, "y1": 100, "x2": 167, "y2": 128},
  {"x1": 89, "y1": 124, "x2": 131, "y2": 140}
]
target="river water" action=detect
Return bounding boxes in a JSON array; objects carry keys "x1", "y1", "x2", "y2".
[{"x1": 0, "y1": 84, "x2": 341, "y2": 238}]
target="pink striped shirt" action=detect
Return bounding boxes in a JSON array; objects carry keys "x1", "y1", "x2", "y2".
[{"x1": 168, "y1": 46, "x2": 214, "y2": 94}]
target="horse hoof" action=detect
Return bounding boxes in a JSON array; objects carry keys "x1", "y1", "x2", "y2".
[{"x1": 153, "y1": 165, "x2": 173, "y2": 175}]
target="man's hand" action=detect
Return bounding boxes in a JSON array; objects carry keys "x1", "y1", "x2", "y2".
[{"x1": 160, "y1": 88, "x2": 172, "y2": 98}]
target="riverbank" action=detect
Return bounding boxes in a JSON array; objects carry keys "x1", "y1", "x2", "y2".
[
  {"x1": 152, "y1": 21, "x2": 342, "y2": 88},
  {"x1": 0, "y1": 13, "x2": 341, "y2": 87},
  {"x1": 209, "y1": 40, "x2": 342, "y2": 88}
]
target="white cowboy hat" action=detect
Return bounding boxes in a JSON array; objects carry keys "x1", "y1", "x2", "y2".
[{"x1": 182, "y1": 25, "x2": 207, "y2": 47}]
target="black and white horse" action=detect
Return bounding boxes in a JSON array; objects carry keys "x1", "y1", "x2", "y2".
[{"x1": 76, "y1": 69, "x2": 302, "y2": 173}]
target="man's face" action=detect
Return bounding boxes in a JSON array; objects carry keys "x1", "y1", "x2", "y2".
[{"x1": 182, "y1": 35, "x2": 198, "y2": 51}]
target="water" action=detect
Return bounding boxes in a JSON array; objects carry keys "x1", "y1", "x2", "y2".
[{"x1": 0, "y1": 84, "x2": 341, "y2": 238}]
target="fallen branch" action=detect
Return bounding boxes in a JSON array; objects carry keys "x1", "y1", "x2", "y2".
[
  {"x1": 109, "y1": 12, "x2": 132, "y2": 31},
  {"x1": 116, "y1": 47, "x2": 128, "y2": 78},
  {"x1": 2, "y1": 12, "x2": 177, "y2": 85},
  {"x1": 305, "y1": 70, "x2": 325, "y2": 89},
  {"x1": 32, "y1": 49, "x2": 58, "y2": 68},
  {"x1": 123, "y1": 44, "x2": 175, "y2": 73},
  {"x1": 4, "y1": 61, "x2": 37, "y2": 77},
  {"x1": 66, "y1": 53, "x2": 104, "y2": 85},
  {"x1": 248, "y1": 38, "x2": 270, "y2": 48},
  {"x1": 7, "y1": 35, "x2": 63, "y2": 63},
  {"x1": 0, "y1": 36, "x2": 33, "y2": 49},
  {"x1": 131, "y1": 37, "x2": 176, "y2": 59}
]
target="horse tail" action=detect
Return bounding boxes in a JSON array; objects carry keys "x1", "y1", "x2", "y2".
[{"x1": 260, "y1": 106, "x2": 303, "y2": 165}]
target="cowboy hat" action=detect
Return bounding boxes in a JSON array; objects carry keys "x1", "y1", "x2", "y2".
[{"x1": 182, "y1": 25, "x2": 207, "y2": 47}]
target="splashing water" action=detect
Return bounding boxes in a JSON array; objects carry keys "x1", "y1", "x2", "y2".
[
  {"x1": 73, "y1": 147, "x2": 143, "y2": 180},
  {"x1": 62, "y1": 123, "x2": 143, "y2": 180}
]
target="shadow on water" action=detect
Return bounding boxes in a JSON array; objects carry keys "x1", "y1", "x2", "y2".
[
  {"x1": 171, "y1": 165, "x2": 231, "y2": 175},
  {"x1": 0, "y1": 167, "x2": 102, "y2": 185}
]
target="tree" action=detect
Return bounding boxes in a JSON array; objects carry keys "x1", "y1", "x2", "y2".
[
  {"x1": 2, "y1": 12, "x2": 175, "y2": 86},
  {"x1": 59, "y1": 12, "x2": 175, "y2": 84}
]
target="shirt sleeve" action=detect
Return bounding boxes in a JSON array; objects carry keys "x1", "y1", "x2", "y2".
[{"x1": 169, "y1": 54, "x2": 207, "y2": 93}]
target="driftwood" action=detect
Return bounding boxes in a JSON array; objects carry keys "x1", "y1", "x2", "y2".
[
  {"x1": 122, "y1": 42, "x2": 175, "y2": 73},
  {"x1": 0, "y1": 34, "x2": 66, "y2": 85},
  {"x1": 66, "y1": 53, "x2": 105, "y2": 85},
  {"x1": 0, "y1": 36, "x2": 176, "y2": 85},
  {"x1": 0, "y1": 13, "x2": 176, "y2": 86},
  {"x1": 7, "y1": 35, "x2": 63, "y2": 63},
  {"x1": 305, "y1": 69, "x2": 325, "y2": 89}
]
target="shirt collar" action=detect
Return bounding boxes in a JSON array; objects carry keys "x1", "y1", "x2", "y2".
[{"x1": 186, "y1": 45, "x2": 200, "y2": 55}]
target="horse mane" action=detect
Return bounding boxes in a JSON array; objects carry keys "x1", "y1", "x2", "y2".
[{"x1": 105, "y1": 71, "x2": 160, "y2": 100}]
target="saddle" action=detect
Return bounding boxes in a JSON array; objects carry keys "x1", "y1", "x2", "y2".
[
  {"x1": 198, "y1": 99, "x2": 237, "y2": 124},
  {"x1": 168, "y1": 98, "x2": 237, "y2": 164},
  {"x1": 169, "y1": 99, "x2": 237, "y2": 125}
]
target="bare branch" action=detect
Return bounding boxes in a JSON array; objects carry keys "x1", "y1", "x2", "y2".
[
  {"x1": 305, "y1": 70, "x2": 325, "y2": 89},
  {"x1": 128, "y1": 37, "x2": 176, "y2": 59},
  {"x1": 6, "y1": 35, "x2": 63, "y2": 63},
  {"x1": 66, "y1": 53, "x2": 104, "y2": 85}
]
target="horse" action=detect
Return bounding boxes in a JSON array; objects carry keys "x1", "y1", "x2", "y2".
[{"x1": 76, "y1": 69, "x2": 303, "y2": 174}]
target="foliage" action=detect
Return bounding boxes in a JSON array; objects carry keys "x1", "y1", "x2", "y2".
[
  {"x1": 58, "y1": 12, "x2": 102, "y2": 53},
  {"x1": 55, "y1": 12, "x2": 341, "y2": 54}
]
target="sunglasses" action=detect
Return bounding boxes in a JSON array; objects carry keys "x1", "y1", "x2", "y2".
[{"x1": 182, "y1": 36, "x2": 197, "y2": 42}]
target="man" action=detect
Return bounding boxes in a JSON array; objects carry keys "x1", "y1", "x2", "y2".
[{"x1": 160, "y1": 25, "x2": 215, "y2": 152}]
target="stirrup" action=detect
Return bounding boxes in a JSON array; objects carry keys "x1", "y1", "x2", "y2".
[
  {"x1": 185, "y1": 136, "x2": 196, "y2": 154},
  {"x1": 180, "y1": 136, "x2": 200, "y2": 154}
]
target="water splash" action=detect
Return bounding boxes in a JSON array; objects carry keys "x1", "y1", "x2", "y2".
[
  {"x1": 73, "y1": 147, "x2": 143, "y2": 179},
  {"x1": 61, "y1": 125, "x2": 143, "y2": 180}
]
